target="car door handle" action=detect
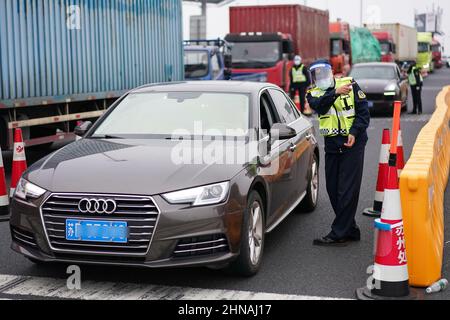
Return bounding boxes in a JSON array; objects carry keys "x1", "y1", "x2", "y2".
[{"x1": 289, "y1": 143, "x2": 296, "y2": 152}]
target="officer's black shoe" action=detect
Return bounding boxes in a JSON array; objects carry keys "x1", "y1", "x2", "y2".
[
  {"x1": 313, "y1": 237, "x2": 349, "y2": 247},
  {"x1": 346, "y1": 228, "x2": 361, "y2": 242},
  {"x1": 409, "y1": 111, "x2": 417, "y2": 115}
]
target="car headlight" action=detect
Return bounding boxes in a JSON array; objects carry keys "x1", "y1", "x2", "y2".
[
  {"x1": 162, "y1": 182, "x2": 230, "y2": 206},
  {"x1": 423, "y1": 64, "x2": 429, "y2": 69},
  {"x1": 14, "y1": 178, "x2": 47, "y2": 200},
  {"x1": 384, "y1": 84, "x2": 397, "y2": 95}
]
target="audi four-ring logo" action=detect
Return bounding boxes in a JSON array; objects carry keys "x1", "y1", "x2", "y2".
[{"x1": 78, "y1": 198, "x2": 117, "y2": 214}]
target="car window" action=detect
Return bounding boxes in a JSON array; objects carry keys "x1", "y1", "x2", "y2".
[
  {"x1": 268, "y1": 89, "x2": 297, "y2": 124},
  {"x1": 260, "y1": 91, "x2": 278, "y2": 135}
]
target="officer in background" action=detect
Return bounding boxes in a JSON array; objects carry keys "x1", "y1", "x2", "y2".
[
  {"x1": 306, "y1": 60, "x2": 370, "y2": 246},
  {"x1": 289, "y1": 55, "x2": 310, "y2": 114},
  {"x1": 407, "y1": 62, "x2": 424, "y2": 115}
]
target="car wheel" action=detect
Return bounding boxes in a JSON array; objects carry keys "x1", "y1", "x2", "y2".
[
  {"x1": 226, "y1": 191, "x2": 265, "y2": 277},
  {"x1": 297, "y1": 153, "x2": 319, "y2": 213}
]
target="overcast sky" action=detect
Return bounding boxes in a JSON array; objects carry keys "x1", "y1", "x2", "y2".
[{"x1": 183, "y1": 0, "x2": 450, "y2": 55}]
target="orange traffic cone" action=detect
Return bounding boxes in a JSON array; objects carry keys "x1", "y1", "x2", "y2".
[
  {"x1": 0, "y1": 145, "x2": 9, "y2": 217},
  {"x1": 10, "y1": 129, "x2": 27, "y2": 197},
  {"x1": 363, "y1": 129, "x2": 390, "y2": 218},
  {"x1": 397, "y1": 125, "x2": 405, "y2": 177},
  {"x1": 303, "y1": 100, "x2": 313, "y2": 116},
  {"x1": 294, "y1": 93, "x2": 301, "y2": 111}
]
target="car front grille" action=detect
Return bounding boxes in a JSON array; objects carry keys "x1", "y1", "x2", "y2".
[
  {"x1": 11, "y1": 227, "x2": 38, "y2": 248},
  {"x1": 366, "y1": 93, "x2": 386, "y2": 101},
  {"x1": 173, "y1": 234, "x2": 229, "y2": 258},
  {"x1": 41, "y1": 194, "x2": 159, "y2": 256}
]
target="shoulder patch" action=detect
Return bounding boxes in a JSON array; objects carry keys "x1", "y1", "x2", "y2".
[{"x1": 358, "y1": 90, "x2": 366, "y2": 99}]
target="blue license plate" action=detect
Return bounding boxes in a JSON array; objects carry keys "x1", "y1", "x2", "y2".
[
  {"x1": 66, "y1": 220, "x2": 128, "y2": 243},
  {"x1": 368, "y1": 101, "x2": 374, "y2": 108}
]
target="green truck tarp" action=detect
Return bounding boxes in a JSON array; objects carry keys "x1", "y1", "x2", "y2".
[{"x1": 350, "y1": 27, "x2": 381, "y2": 64}]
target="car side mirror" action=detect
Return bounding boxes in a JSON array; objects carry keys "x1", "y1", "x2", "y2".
[
  {"x1": 270, "y1": 123, "x2": 297, "y2": 141},
  {"x1": 74, "y1": 121, "x2": 93, "y2": 137},
  {"x1": 224, "y1": 53, "x2": 232, "y2": 69}
]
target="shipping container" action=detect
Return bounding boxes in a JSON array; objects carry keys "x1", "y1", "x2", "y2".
[
  {"x1": 229, "y1": 5, "x2": 329, "y2": 66},
  {"x1": 366, "y1": 23, "x2": 418, "y2": 64},
  {"x1": 0, "y1": 0, "x2": 184, "y2": 149}
]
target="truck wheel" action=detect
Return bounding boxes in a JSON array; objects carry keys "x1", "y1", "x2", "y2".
[
  {"x1": 297, "y1": 153, "x2": 319, "y2": 213},
  {"x1": 226, "y1": 191, "x2": 265, "y2": 277}
]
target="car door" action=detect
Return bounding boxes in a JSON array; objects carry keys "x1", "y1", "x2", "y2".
[
  {"x1": 268, "y1": 89, "x2": 312, "y2": 203},
  {"x1": 258, "y1": 90, "x2": 295, "y2": 226}
]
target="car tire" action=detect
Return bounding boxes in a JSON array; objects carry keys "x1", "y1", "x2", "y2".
[
  {"x1": 226, "y1": 191, "x2": 265, "y2": 277},
  {"x1": 297, "y1": 153, "x2": 319, "y2": 213}
]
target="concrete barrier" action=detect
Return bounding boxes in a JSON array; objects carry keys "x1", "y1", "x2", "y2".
[{"x1": 400, "y1": 86, "x2": 450, "y2": 287}]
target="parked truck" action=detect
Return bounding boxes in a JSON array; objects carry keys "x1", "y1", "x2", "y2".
[
  {"x1": 0, "y1": 0, "x2": 184, "y2": 150},
  {"x1": 417, "y1": 32, "x2": 434, "y2": 73},
  {"x1": 329, "y1": 21, "x2": 352, "y2": 76},
  {"x1": 183, "y1": 39, "x2": 267, "y2": 82},
  {"x1": 366, "y1": 23, "x2": 418, "y2": 66},
  {"x1": 431, "y1": 39, "x2": 443, "y2": 69},
  {"x1": 225, "y1": 4, "x2": 329, "y2": 91},
  {"x1": 350, "y1": 27, "x2": 382, "y2": 64}
]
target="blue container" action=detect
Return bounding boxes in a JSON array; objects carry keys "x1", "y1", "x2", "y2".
[{"x1": 0, "y1": 0, "x2": 184, "y2": 108}]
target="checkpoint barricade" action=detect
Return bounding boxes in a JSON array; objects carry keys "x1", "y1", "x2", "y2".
[{"x1": 400, "y1": 86, "x2": 450, "y2": 287}]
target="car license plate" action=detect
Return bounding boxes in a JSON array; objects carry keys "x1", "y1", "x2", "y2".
[
  {"x1": 66, "y1": 220, "x2": 128, "y2": 243},
  {"x1": 368, "y1": 101, "x2": 374, "y2": 108}
]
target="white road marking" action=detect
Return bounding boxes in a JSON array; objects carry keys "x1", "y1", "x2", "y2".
[
  {"x1": 0, "y1": 275, "x2": 19, "y2": 289},
  {"x1": 0, "y1": 274, "x2": 348, "y2": 300}
]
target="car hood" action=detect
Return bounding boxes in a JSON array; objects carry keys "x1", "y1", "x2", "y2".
[
  {"x1": 26, "y1": 139, "x2": 248, "y2": 195},
  {"x1": 355, "y1": 79, "x2": 397, "y2": 93}
]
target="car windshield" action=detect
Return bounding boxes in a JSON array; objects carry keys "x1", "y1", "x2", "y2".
[
  {"x1": 229, "y1": 41, "x2": 281, "y2": 65},
  {"x1": 431, "y1": 45, "x2": 441, "y2": 53},
  {"x1": 350, "y1": 66, "x2": 397, "y2": 80},
  {"x1": 92, "y1": 92, "x2": 250, "y2": 139},
  {"x1": 184, "y1": 51, "x2": 209, "y2": 79},
  {"x1": 330, "y1": 39, "x2": 342, "y2": 56},
  {"x1": 418, "y1": 42, "x2": 430, "y2": 53},
  {"x1": 380, "y1": 42, "x2": 391, "y2": 55}
]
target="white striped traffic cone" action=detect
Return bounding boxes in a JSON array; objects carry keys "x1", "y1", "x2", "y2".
[
  {"x1": 0, "y1": 145, "x2": 9, "y2": 217},
  {"x1": 357, "y1": 153, "x2": 417, "y2": 299},
  {"x1": 10, "y1": 129, "x2": 27, "y2": 197},
  {"x1": 363, "y1": 129, "x2": 390, "y2": 218}
]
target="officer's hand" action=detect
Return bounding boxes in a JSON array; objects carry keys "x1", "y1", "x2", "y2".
[
  {"x1": 344, "y1": 134, "x2": 356, "y2": 148},
  {"x1": 336, "y1": 84, "x2": 352, "y2": 96}
]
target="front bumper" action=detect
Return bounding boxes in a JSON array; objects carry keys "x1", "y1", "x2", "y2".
[{"x1": 9, "y1": 190, "x2": 245, "y2": 268}]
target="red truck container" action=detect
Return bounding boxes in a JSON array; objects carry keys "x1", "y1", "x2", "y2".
[
  {"x1": 371, "y1": 31, "x2": 395, "y2": 62},
  {"x1": 329, "y1": 21, "x2": 352, "y2": 76},
  {"x1": 225, "y1": 4, "x2": 329, "y2": 91}
]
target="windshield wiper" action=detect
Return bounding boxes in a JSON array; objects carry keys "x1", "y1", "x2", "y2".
[{"x1": 89, "y1": 134, "x2": 125, "y2": 139}]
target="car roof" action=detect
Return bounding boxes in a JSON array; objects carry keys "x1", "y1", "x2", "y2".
[
  {"x1": 353, "y1": 62, "x2": 398, "y2": 68},
  {"x1": 131, "y1": 81, "x2": 279, "y2": 94}
]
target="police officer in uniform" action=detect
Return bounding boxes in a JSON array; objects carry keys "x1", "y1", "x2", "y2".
[
  {"x1": 306, "y1": 60, "x2": 370, "y2": 246},
  {"x1": 407, "y1": 62, "x2": 423, "y2": 115},
  {"x1": 289, "y1": 55, "x2": 310, "y2": 114}
]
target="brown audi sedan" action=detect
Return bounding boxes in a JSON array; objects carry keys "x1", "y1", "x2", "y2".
[{"x1": 10, "y1": 81, "x2": 319, "y2": 276}]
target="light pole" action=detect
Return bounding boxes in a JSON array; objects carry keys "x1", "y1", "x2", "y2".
[{"x1": 360, "y1": 0, "x2": 364, "y2": 27}]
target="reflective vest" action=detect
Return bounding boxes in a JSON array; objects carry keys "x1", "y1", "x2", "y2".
[
  {"x1": 292, "y1": 65, "x2": 307, "y2": 83},
  {"x1": 309, "y1": 77, "x2": 356, "y2": 137},
  {"x1": 408, "y1": 66, "x2": 423, "y2": 86}
]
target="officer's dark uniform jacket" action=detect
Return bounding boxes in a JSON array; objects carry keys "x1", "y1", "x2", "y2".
[
  {"x1": 289, "y1": 64, "x2": 311, "y2": 88},
  {"x1": 306, "y1": 78, "x2": 370, "y2": 154}
]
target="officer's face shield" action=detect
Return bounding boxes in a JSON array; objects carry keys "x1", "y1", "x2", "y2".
[{"x1": 311, "y1": 64, "x2": 334, "y2": 90}]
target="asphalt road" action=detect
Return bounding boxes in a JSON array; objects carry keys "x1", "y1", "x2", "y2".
[{"x1": 0, "y1": 68, "x2": 449, "y2": 300}]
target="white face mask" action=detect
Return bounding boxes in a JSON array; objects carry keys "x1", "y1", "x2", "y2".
[{"x1": 316, "y1": 78, "x2": 334, "y2": 90}]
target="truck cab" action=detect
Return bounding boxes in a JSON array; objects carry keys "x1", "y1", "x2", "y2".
[
  {"x1": 184, "y1": 40, "x2": 229, "y2": 81},
  {"x1": 329, "y1": 21, "x2": 352, "y2": 76},
  {"x1": 417, "y1": 32, "x2": 434, "y2": 73},
  {"x1": 431, "y1": 39, "x2": 443, "y2": 69},
  {"x1": 224, "y1": 32, "x2": 294, "y2": 91},
  {"x1": 372, "y1": 31, "x2": 395, "y2": 63}
]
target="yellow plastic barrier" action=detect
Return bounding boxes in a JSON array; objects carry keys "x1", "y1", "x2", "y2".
[{"x1": 400, "y1": 85, "x2": 450, "y2": 287}]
